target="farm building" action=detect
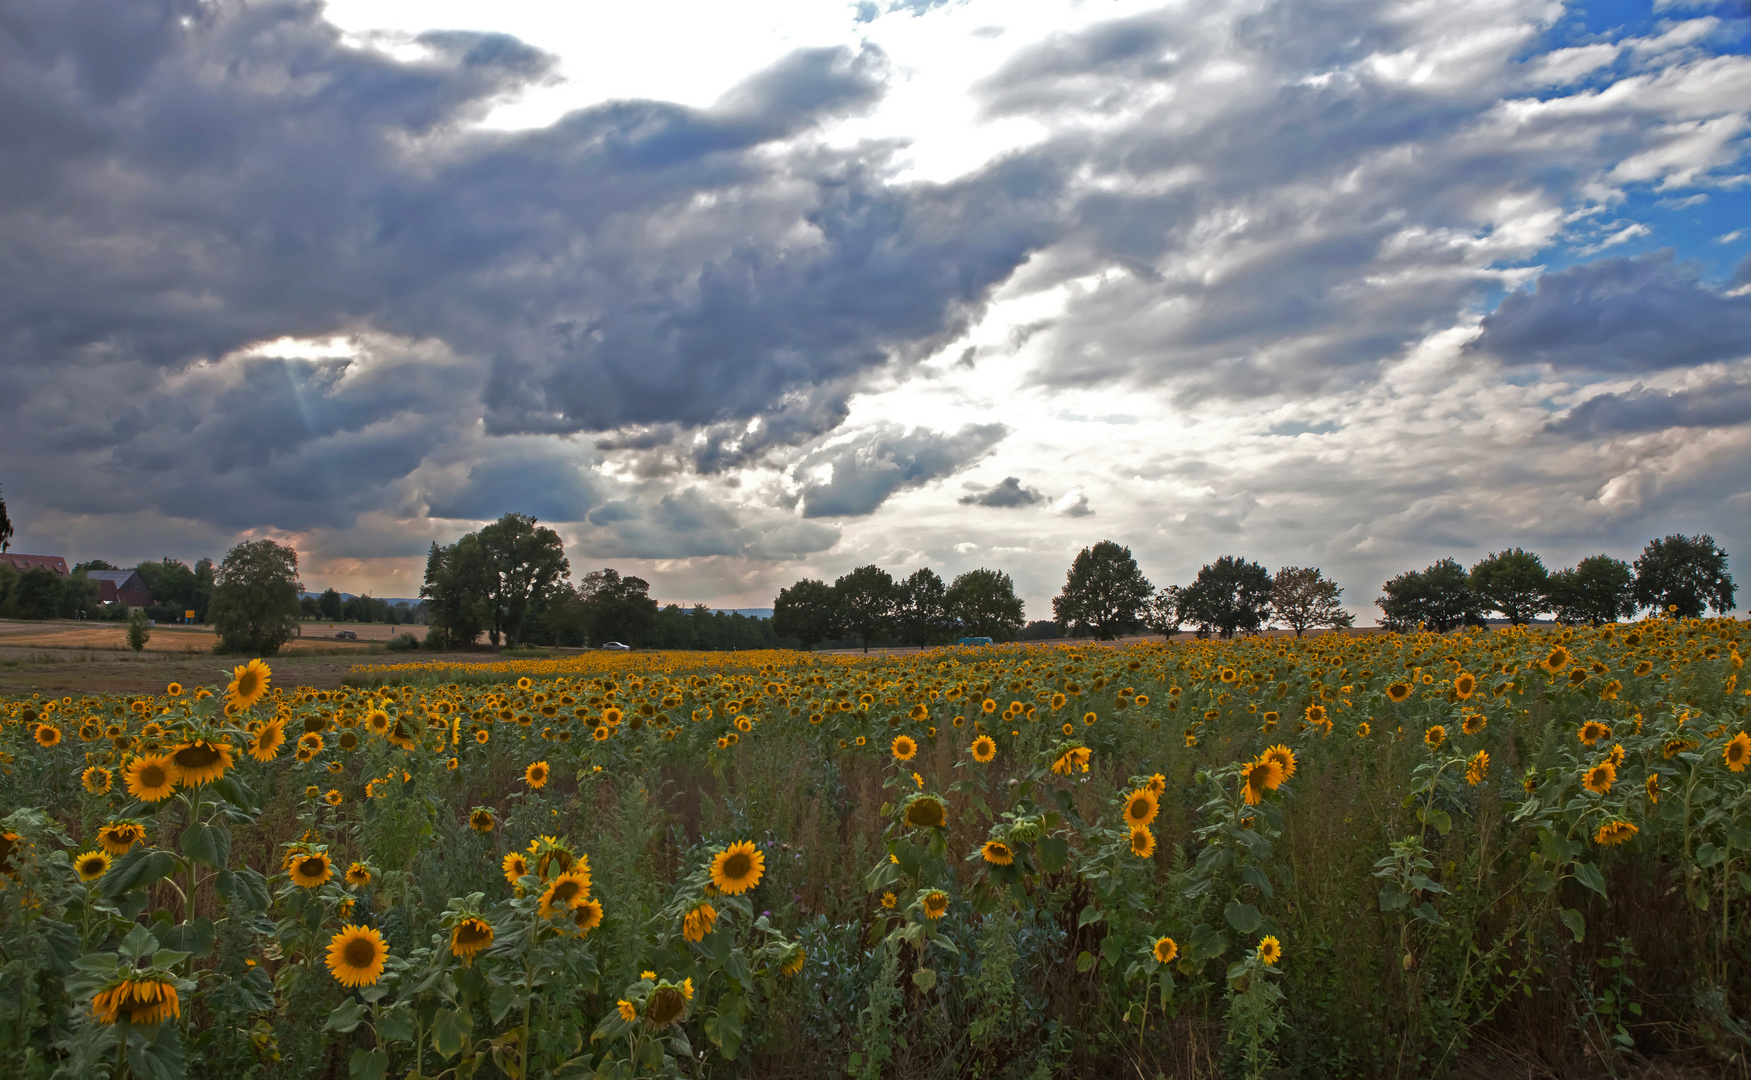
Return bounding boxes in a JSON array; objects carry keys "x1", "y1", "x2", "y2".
[
  {"x1": 84, "y1": 570, "x2": 153, "y2": 609},
  {"x1": 0, "y1": 553, "x2": 69, "y2": 576}
]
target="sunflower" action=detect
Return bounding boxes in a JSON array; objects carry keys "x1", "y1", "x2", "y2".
[
  {"x1": 246, "y1": 719, "x2": 286, "y2": 763},
  {"x1": 1578, "y1": 720, "x2": 1611, "y2": 746},
  {"x1": 537, "y1": 870, "x2": 591, "y2": 918},
  {"x1": 81, "y1": 766, "x2": 113, "y2": 794},
  {"x1": 1461, "y1": 711, "x2": 1486, "y2": 736},
  {"x1": 524, "y1": 761, "x2": 550, "y2": 789},
  {"x1": 646, "y1": 983, "x2": 689, "y2": 1026},
  {"x1": 451, "y1": 916, "x2": 494, "y2": 963},
  {"x1": 1129, "y1": 826, "x2": 1156, "y2": 858},
  {"x1": 1153, "y1": 936, "x2": 1178, "y2": 964},
  {"x1": 1594, "y1": 820, "x2": 1638, "y2": 846},
  {"x1": 502, "y1": 852, "x2": 529, "y2": 885},
  {"x1": 365, "y1": 709, "x2": 392, "y2": 736},
  {"x1": 227, "y1": 659, "x2": 271, "y2": 711},
  {"x1": 1465, "y1": 750, "x2": 1490, "y2": 786},
  {"x1": 980, "y1": 839, "x2": 1015, "y2": 866},
  {"x1": 571, "y1": 897, "x2": 604, "y2": 935},
  {"x1": 1726, "y1": 732, "x2": 1751, "y2": 773},
  {"x1": 74, "y1": 850, "x2": 111, "y2": 882},
  {"x1": 97, "y1": 821, "x2": 146, "y2": 856},
  {"x1": 1453, "y1": 672, "x2": 1476, "y2": 699},
  {"x1": 921, "y1": 889, "x2": 949, "y2": 920},
  {"x1": 781, "y1": 949, "x2": 806, "y2": 977},
  {"x1": 1424, "y1": 725, "x2": 1446, "y2": 750},
  {"x1": 324, "y1": 789, "x2": 343, "y2": 807},
  {"x1": 30, "y1": 721, "x2": 63, "y2": 748},
  {"x1": 469, "y1": 808, "x2": 496, "y2": 833},
  {"x1": 1051, "y1": 746, "x2": 1092, "y2": 776},
  {"x1": 1262, "y1": 744, "x2": 1297, "y2": 783},
  {"x1": 125, "y1": 754, "x2": 178, "y2": 802},
  {"x1": 1257, "y1": 935, "x2": 1282, "y2": 965},
  {"x1": 968, "y1": 735, "x2": 997, "y2": 763},
  {"x1": 903, "y1": 795, "x2": 948, "y2": 830},
  {"x1": 325, "y1": 925, "x2": 388, "y2": 987},
  {"x1": 166, "y1": 740, "x2": 232, "y2": 787},
  {"x1": 1241, "y1": 758, "x2": 1281, "y2": 805},
  {"x1": 709, "y1": 841, "x2": 765, "y2": 895},
  {"x1": 91, "y1": 976, "x2": 181, "y2": 1025},
  {"x1": 617, "y1": 999, "x2": 637, "y2": 1022},
  {"x1": 385, "y1": 717, "x2": 419, "y2": 751},
  {"x1": 682, "y1": 902, "x2": 718, "y2": 942},
  {"x1": 1583, "y1": 761, "x2": 1617, "y2": 795},
  {"x1": 1123, "y1": 789, "x2": 1160, "y2": 828},
  {"x1": 1542, "y1": 646, "x2": 1571, "y2": 672},
  {"x1": 1633, "y1": 660, "x2": 1654, "y2": 677},
  {"x1": 345, "y1": 862, "x2": 373, "y2": 888},
  {"x1": 1386, "y1": 682, "x2": 1412, "y2": 704},
  {"x1": 289, "y1": 852, "x2": 333, "y2": 888},
  {"x1": 891, "y1": 735, "x2": 917, "y2": 762},
  {"x1": 1356, "y1": 721, "x2": 1371, "y2": 738},
  {"x1": 1664, "y1": 737, "x2": 1698, "y2": 759}
]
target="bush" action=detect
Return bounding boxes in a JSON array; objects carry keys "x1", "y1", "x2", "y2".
[{"x1": 385, "y1": 632, "x2": 420, "y2": 652}]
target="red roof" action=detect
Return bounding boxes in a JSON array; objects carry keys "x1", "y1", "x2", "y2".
[{"x1": 0, "y1": 553, "x2": 68, "y2": 576}]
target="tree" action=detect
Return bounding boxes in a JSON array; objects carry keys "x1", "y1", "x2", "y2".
[
  {"x1": 14, "y1": 567, "x2": 61, "y2": 619},
  {"x1": 208, "y1": 539, "x2": 303, "y2": 655},
  {"x1": 0, "y1": 483, "x2": 11, "y2": 553},
  {"x1": 419, "y1": 538, "x2": 492, "y2": 649},
  {"x1": 1632, "y1": 534, "x2": 1736, "y2": 618},
  {"x1": 773, "y1": 579, "x2": 840, "y2": 651},
  {"x1": 136, "y1": 558, "x2": 210, "y2": 623},
  {"x1": 476, "y1": 512, "x2": 571, "y2": 649},
  {"x1": 1270, "y1": 567, "x2": 1354, "y2": 637},
  {"x1": 73, "y1": 559, "x2": 117, "y2": 573},
  {"x1": 834, "y1": 565, "x2": 898, "y2": 653},
  {"x1": 1468, "y1": 548, "x2": 1550, "y2": 625},
  {"x1": 126, "y1": 609, "x2": 150, "y2": 652},
  {"x1": 945, "y1": 568, "x2": 1026, "y2": 640},
  {"x1": 1546, "y1": 555, "x2": 1637, "y2": 626},
  {"x1": 576, "y1": 569, "x2": 659, "y2": 646},
  {"x1": 1143, "y1": 586, "x2": 1185, "y2": 640},
  {"x1": 317, "y1": 588, "x2": 344, "y2": 620},
  {"x1": 1179, "y1": 556, "x2": 1273, "y2": 638},
  {"x1": 1051, "y1": 540, "x2": 1155, "y2": 640},
  {"x1": 895, "y1": 568, "x2": 953, "y2": 647},
  {"x1": 58, "y1": 571, "x2": 99, "y2": 620},
  {"x1": 1377, "y1": 558, "x2": 1483, "y2": 633}
]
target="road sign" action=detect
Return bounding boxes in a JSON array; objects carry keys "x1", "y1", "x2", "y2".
[{"x1": 185, "y1": 610, "x2": 196, "y2": 619}]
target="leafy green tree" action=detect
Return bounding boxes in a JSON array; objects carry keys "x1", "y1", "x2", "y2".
[
  {"x1": 58, "y1": 571, "x2": 99, "y2": 620},
  {"x1": 14, "y1": 567, "x2": 61, "y2": 619},
  {"x1": 136, "y1": 557, "x2": 210, "y2": 623},
  {"x1": 72, "y1": 559, "x2": 116, "y2": 573},
  {"x1": 208, "y1": 539, "x2": 303, "y2": 655},
  {"x1": 419, "y1": 539, "x2": 492, "y2": 649},
  {"x1": 315, "y1": 588, "x2": 343, "y2": 620},
  {"x1": 1180, "y1": 556, "x2": 1273, "y2": 638},
  {"x1": 773, "y1": 579, "x2": 840, "y2": 651},
  {"x1": 945, "y1": 568, "x2": 1025, "y2": 640},
  {"x1": 1545, "y1": 555, "x2": 1637, "y2": 625},
  {"x1": 1468, "y1": 548, "x2": 1550, "y2": 624},
  {"x1": 126, "y1": 610, "x2": 150, "y2": 652},
  {"x1": 1144, "y1": 586, "x2": 1185, "y2": 639},
  {"x1": 1051, "y1": 540, "x2": 1155, "y2": 640},
  {"x1": 834, "y1": 565, "x2": 898, "y2": 653},
  {"x1": 1269, "y1": 567, "x2": 1353, "y2": 637},
  {"x1": 477, "y1": 512, "x2": 571, "y2": 648},
  {"x1": 1377, "y1": 558, "x2": 1483, "y2": 633},
  {"x1": 1632, "y1": 534, "x2": 1736, "y2": 618},
  {"x1": 0, "y1": 482, "x2": 12, "y2": 553},
  {"x1": 895, "y1": 568, "x2": 953, "y2": 647},
  {"x1": 576, "y1": 569, "x2": 659, "y2": 646}
]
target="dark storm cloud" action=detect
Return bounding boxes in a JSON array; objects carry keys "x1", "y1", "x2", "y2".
[
  {"x1": 1473, "y1": 253, "x2": 1751, "y2": 372},
  {"x1": 797, "y1": 423, "x2": 1009, "y2": 517},
  {"x1": 587, "y1": 490, "x2": 841, "y2": 560},
  {"x1": 958, "y1": 476, "x2": 1043, "y2": 507},
  {"x1": 0, "y1": 0, "x2": 1060, "y2": 534},
  {"x1": 1547, "y1": 379, "x2": 1751, "y2": 437},
  {"x1": 425, "y1": 455, "x2": 605, "y2": 522}
]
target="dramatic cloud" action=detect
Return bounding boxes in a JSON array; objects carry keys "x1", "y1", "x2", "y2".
[
  {"x1": 797, "y1": 423, "x2": 1008, "y2": 517},
  {"x1": 1548, "y1": 376, "x2": 1751, "y2": 437},
  {"x1": 959, "y1": 476, "x2": 1044, "y2": 507}
]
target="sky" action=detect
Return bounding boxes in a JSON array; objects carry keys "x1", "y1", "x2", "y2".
[{"x1": 2, "y1": 0, "x2": 1749, "y2": 620}]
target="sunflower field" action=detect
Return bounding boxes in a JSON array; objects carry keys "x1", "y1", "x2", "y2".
[{"x1": 1, "y1": 617, "x2": 1748, "y2": 1079}]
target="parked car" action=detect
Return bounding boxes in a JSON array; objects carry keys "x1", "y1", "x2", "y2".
[
  {"x1": 599, "y1": 641, "x2": 632, "y2": 651},
  {"x1": 334, "y1": 630, "x2": 358, "y2": 640}
]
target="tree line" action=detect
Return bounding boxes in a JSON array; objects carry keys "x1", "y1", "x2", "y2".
[{"x1": 771, "y1": 532, "x2": 1739, "y2": 651}]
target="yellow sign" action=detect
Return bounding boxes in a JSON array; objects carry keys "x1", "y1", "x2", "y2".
[{"x1": 185, "y1": 611, "x2": 196, "y2": 619}]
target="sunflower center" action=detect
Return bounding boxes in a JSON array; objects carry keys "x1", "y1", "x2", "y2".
[
  {"x1": 722, "y1": 853, "x2": 751, "y2": 880},
  {"x1": 299, "y1": 857, "x2": 326, "y2": 876},
  {"x1": 176, "y1": 744, "x2": 222, "y2": 769},
  {"x1": 343, "y1": 938, "x2": 377, "y2": 967},
  {"x1": 457, "y1": 922, "x2": 490, "y2": 946},
  {"x1": 138, "y1": 765, "x2": 168, "y2": 788}
]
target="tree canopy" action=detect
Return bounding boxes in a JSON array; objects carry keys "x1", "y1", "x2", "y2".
[
  {"x1": 1468, "y1": 548, "x2": 1550, "y2": 624},
  {"x1": 1547, "y1": 555, "x2": 1637, "y2": 626},
  {"x1": 945, "y1": 568, "x2": 1026, "y2": 640},
  {"x1": 1632, "y1": 534, "x2": 1736, "y2": 618},
  {"x1": 1269, "y1": 566, "x2": 1353, "y2": 637},
  {"x1": 1180, "y1": 556, "x2": 1273, "y2": 638},
  {"x1": 1378, "y1": 557, "x2": 1483, "y2": 633},
  {"x1": 773, "y1": 579, "x2": 840, "y2": 652},
  {"x1": 834, "y1": 565, "x2": 898, "y2": 653},
  {"x1": 1052, "y1": 540, "x2": 1154, "y2": 640},
  {"x1": 209, "y1": 539, "x2": 303, "y2": 655}
]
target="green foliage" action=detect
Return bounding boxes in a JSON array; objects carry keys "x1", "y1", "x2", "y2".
[
  {"x1": 1052, "y1": 540, "x2": 1154, "y2": 641},
  {"x1": 209, "y1": 539, "x2": 303, "y2": 655},
  {"x1": 127, "y1": 610, "x2": 151, "y2": 652}
]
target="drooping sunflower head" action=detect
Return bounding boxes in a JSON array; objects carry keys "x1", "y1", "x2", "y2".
[
  {"x1": 97, "y1": 821, "x2": 146, "y2": 857},
  {"x1": 169, "y1": 740, "x2": 234, "y2": 787},
  {"x1": 81, "y1": 766, "x2": 113, "y2": 794},
  {"x1": 344, "y1": 862, "x2": 373, "y2": 888},
  {"x1": 450, "y1": 916, "x2": 494, "y2": 963},
  {"x1": 289, "y1": 852, "x2": 333, "y2": 888},
  {"x1": 1129, "y1": 826, "x2": 1156, "y2": 859},
  {"x1": 325, "y1": 925, "x2": 388, "y2": 987},
  {"x1": 1578, "y1": 720, "x2": 1611, "y2": 747},
  {"x1": 903, "y1": 795, "x2": 948, "y2": 831},
  {"x1": 1051, "y1": 746, "x2": 1092, "y2": 776},
  {"x1": 1465, "y1": 750, "x2": 1490, "y2": 787},
  {"x1": 1241, "y1": 758, "x2": 1282, "y2": 805},
  {"x1": 645, "y1": 984, "x2": 689, "y2": 1026},
  {"x1": 980, "y1": 839, "x2": 1014, "y2": 866},
  {"x1": 524, "y1": 761, "x2": 550, "y2": 790},
  {"x1": 571, "y1": 897, "x2": 605, "y2": 935},
  {"x1": 1593, "y1": 819, "x2": 1638, "y2": 846},
  {"x1": 1257, "y1": 935, "x2": 1283, "y2": 966},
  {"x1": 1262, "y1": 744, "x2": 1297, "y2": 782},
  {"x1": 891, "y1": 735, "x2": 917, "y2": 762},
  {"x1": 1123, "y1": 789, "x2": 1159, "y2": 828},
  {"x1": 227, "y1": 659, "x2": 271, "y2": 711},
  {"x1": 125, "y1": 754, "x2": 178, "y2": 802},
  {"x1": 921, "y1": 889, "x2": 949, "y2": 920},
  {"x1": 469, "y1": 808, "x2": 496, "y2": 833},
  {"x1": 781, "y1": 948, "x2": 806, "y2": 977},
  {"x1": 1153, "y1": 936, "x2": 1178, "y2": 964},
  {"x1": 74, "y1": 850, "x2": 111, "y2": 882},
  {"x1": 709, "y1": 840, "x2": 765, "y2": 896},
  {"x1": 682, "y1": 902, "x2": 718, "y2": 942},
  {"x1": 1726, "y1": 731, "x2": 1751, "y2": 772},
  {"x1": 91, "y1": 975, "x2": 181, "y2": 1025}
]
